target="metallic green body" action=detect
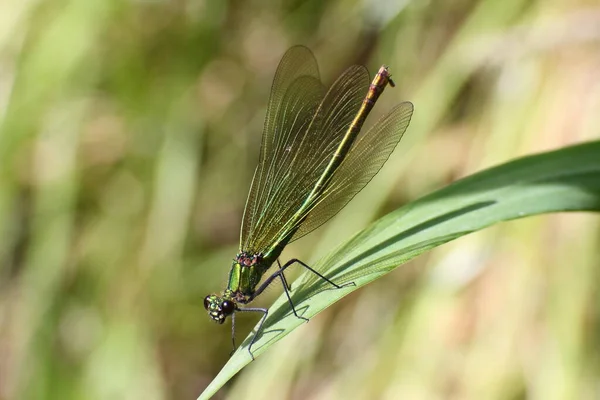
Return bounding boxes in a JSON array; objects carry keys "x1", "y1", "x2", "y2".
[
  {"x1": 227, "y1": 262, "x2": 262, "y2": 298},
  {"x1": 202, "y1": 46, "x2": 414, "y2": 358}
]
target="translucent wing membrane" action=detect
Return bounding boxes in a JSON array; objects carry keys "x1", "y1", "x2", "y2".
[
  {"x1": 258, "y1": 65, "x2": 369, "y2": 251},
  {"x1": 241, "y1": 46, "x2": 370, "y2": 254},
  {"x1": 245, "y1": 75, "x2": 325, "y2": 250},
  {"x1": 289, "y1": 102, "x2": 414, "y2": 241},
  {"x1": 241, "y1": 46, "x2": 321, "y2": 249}
]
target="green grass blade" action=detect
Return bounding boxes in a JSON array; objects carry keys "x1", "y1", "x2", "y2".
[{"x1": 198, "y1": 139, "x2": 600, "y2": 399}]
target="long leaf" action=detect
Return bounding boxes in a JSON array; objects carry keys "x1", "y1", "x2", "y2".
[{"x1": 199, "y1": 139, "x2": 600, "y2": 400}]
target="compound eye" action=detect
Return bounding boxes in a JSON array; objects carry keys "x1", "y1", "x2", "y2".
[
  {"x1": 221, "y1": 300, "x2": 235, "y2": 315},
  {"x1": 203, "y1": 296, "x2": 211, "y2": 310}
]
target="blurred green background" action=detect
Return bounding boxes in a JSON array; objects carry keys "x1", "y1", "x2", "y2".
[{"x1": 1, "y1": 0, "x2": 600, "y2": 399}]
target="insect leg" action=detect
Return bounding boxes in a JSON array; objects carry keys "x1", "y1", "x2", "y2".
[
  {"x1": 229, "y1": 311, "x2": 237, "y2": 355},
  {"x1": 277, "y1": 258, "x2": 292, "y2": 290},
  {"x1": 282, "y1": 258, "x2": 352, "y2": 289},
  {"x1": 236, "y1": 307, "x2": 268, "y2": 360},
  {"x1": 250, "y1": 258, "x2": 354, "y2": 322},
  {"x1": 251, "y1": 257, "x2": 353, "y2": 301}
]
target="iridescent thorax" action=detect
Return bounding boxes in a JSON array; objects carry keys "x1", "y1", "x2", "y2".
[
  {"x1": 204, "y1": 251, "x2": 271, "y2": 324},
  {"x1": 202, "y1": 45, "x2": 413, "y2": 358}
]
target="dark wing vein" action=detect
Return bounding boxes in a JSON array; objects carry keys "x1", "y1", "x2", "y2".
[
  {"x1": 241, "y1": 45, "x2": 321, "y2": 251},
  {"x1": 250, "y1": 75, "x2": 324, "y2": 245},
  {"x1": 241, "y1": 53, "x2": 369, "y2": 254},
  {"x1": 264, "y1": 66, "x2": 370, "y2": 249},
  {"x1": 288, "y1": 101, "x2": 414, "y2": 241}
]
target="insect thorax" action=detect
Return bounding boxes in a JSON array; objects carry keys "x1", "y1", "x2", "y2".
[{"x1": 225, "y1": 252, "x2": 267, "y2": 302}]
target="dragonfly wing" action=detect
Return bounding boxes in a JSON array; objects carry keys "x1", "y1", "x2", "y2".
[
  {"x1": 288, "y1": 101, "x2": 414, "y2": 242},
  {"x1": 241, "y1": 46, "x2": 321, "y2": 250},
  {"x1": 241, "y1": 62, "x2": 370, "y2": 255}
]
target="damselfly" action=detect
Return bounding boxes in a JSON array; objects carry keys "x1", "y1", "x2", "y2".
[{"x1": 204, "y1": 46, "x2": 413, "y2": 358}]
